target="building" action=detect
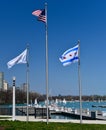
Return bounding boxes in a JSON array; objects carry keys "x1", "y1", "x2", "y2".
[
  {"x1": 0, "y1": 72, "x2": 4, "y2": 90},
  {"x1": 21, "y1": 83, "x2": 27, "y2": 92},
  {"x1": 3, "y1": 80, "x2": 8, "y2": 91}
]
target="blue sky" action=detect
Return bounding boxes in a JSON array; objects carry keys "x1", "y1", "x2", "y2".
[{"x1": 0, "y1": 0, "x2": 106, "y2": 96}]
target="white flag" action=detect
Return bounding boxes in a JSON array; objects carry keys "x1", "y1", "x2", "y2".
[
  {"x1": 59, "y1": 44, "x2": 79, "y2": 66},
  {"x1": 7, "y1": 49, "x2": 27, "y2": 69}
]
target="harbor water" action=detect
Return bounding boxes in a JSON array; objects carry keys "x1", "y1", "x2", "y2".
[{"x1": 0, "y1": 101, "x2": 106, "y2": 119}]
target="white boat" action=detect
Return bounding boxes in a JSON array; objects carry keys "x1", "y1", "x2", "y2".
[
  {"x1": 55, "y1": 98, "x2": 58, "y2": 104},
  {"x1": 63, "y1": 98, "x2": 66, "y2": 104},
  {"x1": 34, "y1": 98, "x2": 40, "y2": 107}
]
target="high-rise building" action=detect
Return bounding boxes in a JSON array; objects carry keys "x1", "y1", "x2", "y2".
[
  {"x1": 0, "y1": 72, "x2": 4, "y2": 89},
  {"x1": 3, "y1": 80, "x2": 8, "y2": 91},
  {"x1": 21, "y1": 83, "x2": 27, "y2": 92}
]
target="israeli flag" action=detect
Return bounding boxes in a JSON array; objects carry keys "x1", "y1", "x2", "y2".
[
  {"x1": 7, "y1": 49, "x2": 27, "y2": 69},
  {"x1": 59, "y1": 44, "x2": 79, "y2": 66}
]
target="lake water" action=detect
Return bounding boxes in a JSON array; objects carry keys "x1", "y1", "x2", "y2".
[
  {"x1": 0, "y1": 101, "x2": 106, "y2": 119},
  {"x1": 39, "y1": 100, "x2": 106, "y2": 119},
  {"x1": 60, "y1": 101, "x2": 106, "y2": 111}
]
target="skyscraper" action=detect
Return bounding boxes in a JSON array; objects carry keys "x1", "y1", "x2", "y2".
[{"x1": 0, "y1": 72, "x2": 4, "y2": 89}]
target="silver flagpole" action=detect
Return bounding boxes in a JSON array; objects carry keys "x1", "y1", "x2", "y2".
[
  {"x1": 45, "y1": 3, "x2": 49, "y2": 124},
  {"x1": 78, "y1": 40, "x2": 82, "y2": 124},
  {"x1": 26, "y1": 44, "x2": 29, "y2": 122}
]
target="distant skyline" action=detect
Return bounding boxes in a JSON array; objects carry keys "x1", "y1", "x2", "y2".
[{"x1": 0, "y1": 0, "x2": 106, "y2": 96}]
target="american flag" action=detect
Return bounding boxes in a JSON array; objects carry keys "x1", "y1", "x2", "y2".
[{"x1": 32, "y1": 9, "x2": 46, "y2": 23}]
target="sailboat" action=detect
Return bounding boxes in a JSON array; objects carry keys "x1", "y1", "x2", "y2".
[
  {"x1": 34, "y1": 98, "x2": 38, "y2": 107},
  {"x1": 63, "y1": 98, "x2": 66, "y2": 104}
]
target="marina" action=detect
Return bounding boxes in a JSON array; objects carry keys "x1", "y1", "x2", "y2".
[
  {"x1": 0, "y1": 100, "x2": 106, "y2": 120},
  {"x1": 15, "y1": 105, "x2": 106, "y2": 120}
]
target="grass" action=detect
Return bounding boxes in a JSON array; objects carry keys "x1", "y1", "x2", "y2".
[
  {"x1": 0, "y1": 117, "x2": 11, "y2": 119},
  {"x1": 0, "y1": 121, "x2": 106, "y2": 130}
]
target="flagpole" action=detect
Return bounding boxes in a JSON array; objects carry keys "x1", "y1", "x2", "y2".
[
  {"x1": 78, "y1": 40, "x2": 82, "y2": 124},
  {"x1": 45, "y1": 3, "x2": 49, "y2": 124},
  {"x1": 26, "y1": 44, "x2": 29, "y2": 122}
]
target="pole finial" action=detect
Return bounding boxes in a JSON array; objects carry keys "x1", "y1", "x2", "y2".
[
  {"x1": 78, "y1": 40, "x2": 80, "y2": 43},
  {"x1": 13, "y1": 76, "x2": 16, "y2": 81},
  {"x1": 26, "y1": 44, "x2": 29, "y2": 49},
  {"x1": 45, "y1": 2, "x2": 47, "y2": 5}
]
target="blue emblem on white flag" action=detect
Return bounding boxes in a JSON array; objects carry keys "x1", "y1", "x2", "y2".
[
  {"x1": 59, "y1": 44, "x2": 79, "y2": 66},
  {"x1": 7, "y1": 49, "x2": 27, "y2": 69}
]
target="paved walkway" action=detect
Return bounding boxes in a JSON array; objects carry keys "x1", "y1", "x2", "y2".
[{"x1": 1, "y1": 116, "x2": 106, "y2": 124}]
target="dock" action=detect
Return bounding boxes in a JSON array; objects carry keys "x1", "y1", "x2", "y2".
[
  {"x1": 0, "y1": 105, "x2": 106, "y2": 120},
  {"x1": 15, "y1": 106, "x2": 106, "y2": 120}
]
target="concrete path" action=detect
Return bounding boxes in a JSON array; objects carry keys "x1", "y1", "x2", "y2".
[
  {"x1": 14, "y1": 116, "x2": 106, "y2": 124},
  {"x1": 0, "y1": 115, "x2": 106, "y2": 124}
]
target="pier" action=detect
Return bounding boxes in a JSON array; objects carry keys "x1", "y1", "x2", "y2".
[
  {"x1": 15, "y1": 106, "x2": 106, "y2": 120},
  {"x1": 0, "y1": 105, "x2": 106, "y2": 120}
]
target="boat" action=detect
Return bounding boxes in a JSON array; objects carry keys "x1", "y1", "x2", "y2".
[{"x1": 62, "y1": 98, "x2": 66, "y2": 104}]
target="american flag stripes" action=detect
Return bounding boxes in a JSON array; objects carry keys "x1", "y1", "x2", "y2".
[{"x1": 32, "y1": 9, "x2": 46, "y2": 23}]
